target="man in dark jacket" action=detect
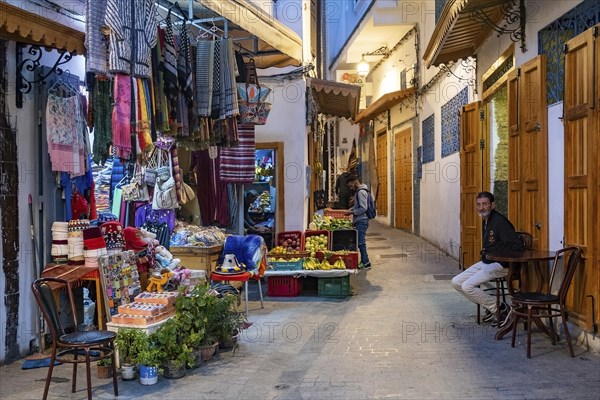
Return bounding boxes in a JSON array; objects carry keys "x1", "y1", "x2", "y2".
[{"x1": 451, "y1": 192, "x2": 524, "y2": 327}]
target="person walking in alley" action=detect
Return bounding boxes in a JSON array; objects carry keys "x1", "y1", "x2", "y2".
[
  {"x1": 451, "y1": 191, "x2": 524, "y2": 327},
  {"x1": 345, "y1": 175, "x2": 371, "y2": 269}
]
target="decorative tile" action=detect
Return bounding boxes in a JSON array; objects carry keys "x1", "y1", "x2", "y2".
[
  {"x1": 422, "y1": 115, "x2": 434, "y2": 164},
  {"x1": 441, "y1": 87, "x2": 468, "y2": 158},
  {"x1": 538, "y1": 0, "x2": 600, "y2": 105}
]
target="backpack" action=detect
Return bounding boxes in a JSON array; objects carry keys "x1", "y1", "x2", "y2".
[{"x1": 358, "y1": 188, "x2": 377, "y2": 219}]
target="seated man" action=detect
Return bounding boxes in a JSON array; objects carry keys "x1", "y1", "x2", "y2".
[
  {"x1": 244, "y1": 190, "x2": 267, "y2": 233},
  {"x1": 451, "y1": 191, "x2": 524, "y2": 327}
]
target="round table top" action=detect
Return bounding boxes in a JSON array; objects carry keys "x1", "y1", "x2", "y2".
[{"x1": 485, "y1": 249, "x2": 556, "y2": 263}]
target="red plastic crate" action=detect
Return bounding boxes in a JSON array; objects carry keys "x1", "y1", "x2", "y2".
[
  {"x1": 275, "y1": 231, "x2": 303, "y2": 251},
  {"x1": 302, "y1": 230, "x2": 331, "y2": 251},
  {"x1": 328, "y1": 252, "x2": 359, "y2": 269},
  {"x1": 267, "y1": 276, "x2": 303, "y2": 297}
]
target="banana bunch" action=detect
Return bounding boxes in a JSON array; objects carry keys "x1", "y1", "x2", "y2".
[
  {"x1": 302, "y1": 258, "x2": 346, "y2": 270},
  {"x1": 269, "y1": 257, "x2": 301, "y2": 262}
]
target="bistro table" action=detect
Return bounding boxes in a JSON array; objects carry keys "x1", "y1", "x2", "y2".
[{"x1": 485, "y1": 250, "x2": 557, "y2": 340}]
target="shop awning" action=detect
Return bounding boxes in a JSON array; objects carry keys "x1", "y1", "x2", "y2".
[
  {"x1": 423, "y1": 0, "x2": 513, "y2": 68},
  {"x1": 0, "y1": 3, "x2": 85, "y2": 54},
  {"x1": 194, "y1": 0, "x2": 303, "y2": 68},
  {"x1": 307, "y1": 78, "x2": 361, "y2": 120},
  {"x1": 354, "y1": 87, "x2": 416, "y2": 123}
]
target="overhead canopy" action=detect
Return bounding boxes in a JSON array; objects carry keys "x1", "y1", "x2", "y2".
[
  {"x1": 423, "y1": 0, "x2": 513, "y2": 68},
  {"x1": 191, "y1": 0, "x2": 303, "y2": 68},
  {"x1": 307, "y1": 78, "x2": 361, "y2": 120},
  {"x1": 354, "y1": 87, "x2": 416, "y2": 123},
  {"x1": 0, "y1": 2, "x2": 85, "y2": 54}
]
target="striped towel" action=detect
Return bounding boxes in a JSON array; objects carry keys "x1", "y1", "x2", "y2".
[
  {"x1": 219, "y1": 124, "x2": 255, "y2": 183},
  {"x1": 196, "y1": 39, "x2": 214, "y2": 117}
]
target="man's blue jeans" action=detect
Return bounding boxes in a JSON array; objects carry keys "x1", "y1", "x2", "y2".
[{"x1": 354, "y1": 219, "x2": 370, "y2": 265}]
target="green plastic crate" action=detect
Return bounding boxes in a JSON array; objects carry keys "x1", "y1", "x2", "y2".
[{"x1": 318, "y1": 275, "x2": 350, "y2": 298}]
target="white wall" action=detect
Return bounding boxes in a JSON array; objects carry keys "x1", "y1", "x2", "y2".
[
  {"x1": 1, "y1": 42, "x2": 85, "y2": 362},
  {"x1": 249, "y1": 0, "x2": 303, "y2": 37},
  {"x1": 256, "y1": 70, "x2": 308, "y2": 231}
]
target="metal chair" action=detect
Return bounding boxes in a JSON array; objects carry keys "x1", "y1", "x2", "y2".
[
  {"x1": 210, "y1": 235, "x2": 266, "y2": 317},
  {"x1": 476, "y1": 231, "x2": 533, "y2": 324},
  {"x1": 510, "y1": 246, "x2": 583, "y2": 358},
  {"x1": 31, "y1": 277, "x2": 118, "y2": 400}
]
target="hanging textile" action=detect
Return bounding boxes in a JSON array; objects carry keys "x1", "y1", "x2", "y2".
[
  {"x1": 153, "y1": 29, "x2": 170, "y2": 132},
  {"x1": 136, "y1": 78, "x2": 153, "y2": 152},
  {"x1": 196, "y1": 39, "x2": 214, "y2": 117},
  {"x1": 161, "y1": 17, "x2": 179, "y2": 118},
  {"x1": 91, "y1": 78, "x2": 113, "y2": 164},
  {"x1": 85, "y1": 0, "x2": 109, "y2": 74},
  {"x1": 191, "y1": 149, "x2": 230, "y2": 227},
  {"x1": 104, "y1": 0, "x2": 158, "y2": 78},
  {"x1": 219, "y1": 123, "x2": 256, "y2": 183},
  {"x1": 177, "y1": 22, "x2": 193, "y2": 109},
  {"x1": 218, "y1": 38, "x2": 239, "y2": 120},
  {"x1": 112, "y1": 74, "x2": 132, "y2": 159}
]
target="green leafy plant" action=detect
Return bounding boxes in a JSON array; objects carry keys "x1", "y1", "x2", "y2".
[
  {"x1": 150, "y1": 318, "x2": 193, "y2": 368},
  {"x1": 97, "y1": 358, "x2": 112, "y2": 367},
  {"x1": 115, "y1": 328, "x2": 146, "y2": 366},
  {"x1": 136, "y1": 341, "x2": 161, "y2": 368},
  {"x1": 215, "y1": 294, "x2": 247, "y2": 344}
]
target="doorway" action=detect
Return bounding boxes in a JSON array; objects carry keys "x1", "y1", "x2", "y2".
[
  {"x1": 394, "y1": 127, "x2": 412, "y2": 229},
  {"x1": 251, "y1": 142, "x2": 285, "y2": 247}
]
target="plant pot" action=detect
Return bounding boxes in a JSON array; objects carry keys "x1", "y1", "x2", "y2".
[
  {"x1": 120, "y1": 364, "x2": 136, "y2": 381},
  {"x1": 200, "y1": 342, "x2": 219, "y2": 362},
  {"x1": 96, "y1": 364, "x2": 113, "y2": 379},
  {"x1": 139, "y1": 365, "x2": 159, "y2": 385},
  {"x1": 163, "y1": 359, "x2": 186, "y2": 379},
  {"x1": 188, "y1": 348, "x2": 202, "y2": 369},
  {"x1": 219, "y1": 331, "x2": 240, "y2": 350}
]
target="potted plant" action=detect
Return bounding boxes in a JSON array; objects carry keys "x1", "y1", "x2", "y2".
[
  {"x1": 216, "y1": 295, "x2": 247, "y2": 351},
  {"x1": 195, "y1": 288, "x2": 226, "y2": 362},
  {"x1": 152, "y1": 318, "x2": 192, "y2": 379},
  {"x1": 136, "y1": 337, "x2": 161, "y2": 386},
  {"x1": 115, "y1": 328, "x2": 145, "y2": 381},
  {"x1": 96, "y1": 358, "x2": 113, "y2": 379},
  {"x1": 175, "y1": 285, "x2": 207, "y2": 368}
]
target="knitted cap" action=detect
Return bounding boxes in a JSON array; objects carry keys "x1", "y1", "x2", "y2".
[
  {"x1": 68, "y1": 219, "x2": 90, "y2": 233},
  {"x1": 100, "y1": 221, "x2": 125, "y2": 250},
  {"x1": 123, "y1": 227, "x2": 148, "y2": 251}
]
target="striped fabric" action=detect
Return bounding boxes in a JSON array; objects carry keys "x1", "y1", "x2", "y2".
[
  {"x1": 104, "y1": 0, "x2": 157, "y2": 78},
  {"x1": 196, "y1": 39, "x2": 214, "y2": 117},
  {"x1": 219, "y1": 38, "x2": 239, "y2": 120},
  {"x1": 177, "y1": 23, "x2": 193, "y2": 108},
  {"x1": 219, "y1": 124, "x2": 255, "y2": 183},
  {"x1": 162, "y1": 16, "x2": 179, "y2": 117},
  {"x1": 85, "y1": 0, "x2": 109, "y2": 74}
]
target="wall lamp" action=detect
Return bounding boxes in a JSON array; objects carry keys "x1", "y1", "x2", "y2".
[{"x1": 357, "y1": 46, "x2": 389, "y2": 78}]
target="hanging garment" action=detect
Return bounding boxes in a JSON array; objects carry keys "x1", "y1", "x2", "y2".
[
  {"x1": 92, "y1": 78, "x2": 113, "y2": 165},
  {"x1": 171, "y1": 144, "x2": 183, "y2": 203},
  {"x1": 104, "y1": 0, "x2": 158, "y2": 77},
  {"x1": 112, "y1": 74, "x2": 132, "y2": 159},
  {"x1": 46, "y1": 93, "x2": 83, "y2": 175},
  {"x1": 161, "y1": 18, "x2": 179, "y2": 118},
  {"x1": 218, "y1": 38, "x2": 239, "y2": 120},
  {"x1": 196, "y1": 39, "x2": 214, "y2": 117},
  {"x1": 85, "y1": 0, "x2": 109, "y2": 74},
  {"x1": 177, "y1": 23, "x2": 193, "y2": 108},
  {"x1": 136, "y1": 78, "x2": 153, "y2": 152},
  {"x1": 210, "y1": 39, "x2": 221, "y2": 119},
  {"x1": 219, "y1": 124, "x2": 256, "y2": 183},
  {"x1": 191, "y1": 149, "x2": 230, "y2": 227}
]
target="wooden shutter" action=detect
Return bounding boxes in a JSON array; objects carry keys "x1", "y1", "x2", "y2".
[
  {"x1": 563, "y1": 25, "x2": 599, "y2": 330},
  {"x1": 507, "y1": 56, "x2": 549, "y2": 250},
  {"x1": 459, "y1": 102, "x2": 483, "y2": 268},
  {"x1": 394, "y1": 128, "x2": 412, "y2": 229},
  {"x1": 376, "y1": 131, "x2": 388, "y2": 215}
]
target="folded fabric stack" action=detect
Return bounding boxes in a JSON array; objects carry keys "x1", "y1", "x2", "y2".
[
  {"x1": 83, "y1": 227, "x2": 107, "y2": 268},
  {"x1": 67, "y1": 219, "x2": 90, "y2": 265},
  {"x1": 100, "y1": 221, "x2": 125, "y2": 255},
  {"x1": 92, "y1": 158, "x2": 113, "y2": 213},
  {"x1": 51, "y1": 222, "x2": 69, "y2": 263}
]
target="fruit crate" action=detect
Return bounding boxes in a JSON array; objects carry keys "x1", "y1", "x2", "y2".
[
  {"x1": 318, "y1": 275, "x2": 350, "y2": 298},
  {"x1": 328, "y1": 251, "x2": 359, "y2": 270},
  {"x1": 267, "y1": 251, "x2": 309, "y2": 259},
  {"x1": 302, "y1": 230, "x2": 331, "y2": 251},
  {"x1": 268, "y1": 259, "x2": 304, "y2": 271},
  {"x1": 331, "y1": 229, "x2": 358, "y2": 251},
  {"x1": 267, "y1": 276, "x2": 303, "y2": 297},
  {"x1": 323, "y1": 208, "x2": 352, "y2": 221},
  {"x1": 275, "y1": 231, "x2": 303, "y2": 252}
]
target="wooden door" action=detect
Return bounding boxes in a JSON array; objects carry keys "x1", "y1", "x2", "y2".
[
  {"x1": 507, "y1": 56, "x2": 549, "y2": 250},
  {"x1": 459, "y1": 102, "x2": 484, "y2": 268},
  {"x1": 376, "y1": 130, "x2": 388, "y2": 216},
  {"x1": 394, "y1": 128, "x2": 412, "y2": 229},
  {"x1": 563, "y1": 25, "x2": 599, "y2": 330}
]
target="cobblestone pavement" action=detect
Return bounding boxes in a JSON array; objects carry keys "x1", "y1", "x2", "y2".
[{"x1": 2, "y1": 222, "x2": 599, "y2": 399}]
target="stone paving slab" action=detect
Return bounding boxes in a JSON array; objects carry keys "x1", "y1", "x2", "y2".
[{"x1": 1, "y1": 222, "x2": 599, "y2": 399}]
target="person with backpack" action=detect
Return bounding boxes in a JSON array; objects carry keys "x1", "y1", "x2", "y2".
[{"x1": 345, "y1": 175, "x2": 375, "y2": 269}]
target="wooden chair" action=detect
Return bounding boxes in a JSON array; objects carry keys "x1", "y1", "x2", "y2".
[
  {"x1": 510, "y1": 246, "x2": 583, "y2": 358},
  {"x1": 31, "y1": 277, "x2": 118, "y2": 400},
  {"x1": 476, "y1": 231, "x2": 533, "y2": 324}
]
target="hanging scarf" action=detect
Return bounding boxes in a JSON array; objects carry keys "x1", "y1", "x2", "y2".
[
  {"x1": 92, "y1": 77, "x2": 113, "y2": 165},
  {"x1": 196, "y1": 39, "x2": 214, "y2": 117},
  {"x1": 162, "y1": 13, "x2": 179, "y2": 119},
  {"x1": 112, "y1": 74, "x2": 132, "y2": 159},
  {"x1": 177, "y1": 22, "x2": 193, "y2": 108}
]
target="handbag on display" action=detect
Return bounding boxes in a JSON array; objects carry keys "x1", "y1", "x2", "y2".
[
  {"x1": 144, "y1": 148, "x2": 159, "y2": 186},
  {"x1": 152, "y1": 150, "x2": 179, "y2": 210},
  {"x1": 179, "y1": 182, "x2": 196, "y2": 205},
  {"x1": 237, "y1": 59, "x2": 272, "y2": 125},
  {"x1": 122, "y1": 164, "x2": 150, "y2": 202}
]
